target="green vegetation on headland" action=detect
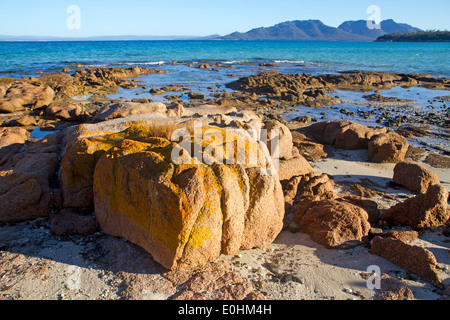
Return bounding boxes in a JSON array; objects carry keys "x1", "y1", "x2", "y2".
[{"x1": 375, "y1": 31, "x2": 450, "y2": 42}]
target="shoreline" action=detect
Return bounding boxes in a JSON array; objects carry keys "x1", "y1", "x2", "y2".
[{"x1": 0, "y1": 64, "x2": 449, "y2": 301}]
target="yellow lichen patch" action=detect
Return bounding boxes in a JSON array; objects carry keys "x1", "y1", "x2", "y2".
[
  {"x1": 95, "y1": 137, "x2": 204, "y2": 253},
  {"x1": 78, "y1": 131, "x2": 117, "y2": 139},
  {"x1": 60, "y1": 137, "x2": 116, "y2": 188},
  {"x1": 182, "y1": 126, "x2": 263, "y2": 167}
]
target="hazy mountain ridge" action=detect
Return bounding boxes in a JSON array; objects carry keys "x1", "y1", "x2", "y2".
[
  {"x1": 338, "y1": 19, "x2": 422, "y2": 39},
  {"x1": 216, "y1": 19, "x2": 422, "y2": 41}
]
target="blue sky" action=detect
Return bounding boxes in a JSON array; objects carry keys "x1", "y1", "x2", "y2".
[{"x1": 0, "y1": 0, "x2": 449, "y2": 37}]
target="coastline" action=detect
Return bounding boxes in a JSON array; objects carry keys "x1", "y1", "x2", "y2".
[{"x1": 0, "y1": 59, "x2": 449, "y2": 301}]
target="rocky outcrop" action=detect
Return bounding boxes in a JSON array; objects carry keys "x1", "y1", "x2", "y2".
[
  {"x1": 381, "y1": 184, "x2": 449, "y2": 228},
  {"x1": 370, "y1": 236, "x2": 443, "y2": 287},
  {"x1": 386, "y1": 230, "x2": 419, "y2": 243},
  {"x1": 226, "y1": 70, "x2": 448, "y2": 107},
  {"x1": 92, "y1": 102, "x2": 176, "y2": 122},
  {"x1": 360, "y1": 272, "x2": 415, "y2": 300},
  {"x1": 300, "y1": 121, "x2": 387, "y2": 150},
  {"x1": 295, "y1": 199, "x2": 371, "y2": 249},
  {"x1": 0, "y1": 81, "x2": 54, "y2": 113},
  {"x1": 120, "y1": 260, "x2": 264, "y2": 300},
  {"x1": 285, "y1": 172, "x2": 336, "y2": 217},
  {"x1": 278, "y1": 152, "x2": 312, "y2": 182},
  {"x1": 368, "y1": 131, "x2": 409, "y2": 163},
  {"x1": 291, "y1": 130, "x2": 332, "y2": 162},
  {"x1": 226, "y1": 72, "x2": 335, "y2": 106},
  {"x1": 0, "y1": 127, "x2": 31, "y2": 164},
  {"x1": 341, "y1": 195, "x2": 381, "y2": 225},
  {"x1": 320, "y1": 71, "x2": 419, "y2": 90},
  {"x1": 0, "y1": 134, "x2": 60, "y2": 223},
  {"x1": 35, "y1": 66, "x2": 170, "y2": 100},
  {"x1": 58, "y1": 110, "x2": 284, "y2": 271},
  {"x1": 50, "y1": 209, "x2": 98, "y2": 236},
  {"x1": 45, "y1": 102, "x2": 84, "y2": 121},
  {"x1": 393, "y1": 162, "x2": 441, "y2": 193},
  {"x1": 92, "y1": 132, "x2": 283, "y2": 271},
  {"x1": 263, "y1": 120, "x2": 293, "y2": 160}
]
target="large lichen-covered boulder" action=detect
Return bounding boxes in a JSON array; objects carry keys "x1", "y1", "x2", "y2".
[
  {"x1": 93, "y1": 135, "x2": 283, "y2": 271},
  {"x1": 59, "y1": 115, "x2": 284, "y2": 271},
  {"x1": 58, "y1": 110, "x2": 265, "y2": 209}
]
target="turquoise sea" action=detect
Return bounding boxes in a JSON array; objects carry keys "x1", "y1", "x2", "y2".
[
  {"x1": 0, "y1": 40, "x2": 449, "y2": 78},
  {"x1": 1, "y1": 40, "x2": 449, "y2": 152}
]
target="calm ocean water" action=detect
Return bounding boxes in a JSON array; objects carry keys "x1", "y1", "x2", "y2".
[{"x1": 0, "y1": 40, "x2": 449, "y2": 78}]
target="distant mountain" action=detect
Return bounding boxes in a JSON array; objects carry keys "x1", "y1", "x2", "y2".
[
  {"x1": 338, "y1": 19, "x2": 422, "y2": 39},
  {"x1": 215, "y1": 19, "x2": 422, "y2": 41},
  {"x1": 216, "y1": 20, "x2": 372, "y2": 41},
  {"x1": 0, "y1": 34, "x2": 220, "y2": 41}
]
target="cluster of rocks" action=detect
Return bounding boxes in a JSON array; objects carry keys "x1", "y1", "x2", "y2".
[
  {"x1": 272, "y1": 120, "x2": 449, "y2": 292},
  {"x1": 226, "y1": 70, "x2": 450, "y2": 108},
  {"x1": 1, "y1": 65, "x2": 449, "y2": 299},
  {"x1": 298, "y1": 120, "x2": 409, "y2": 163},
  {"x1": 1, "y1": 100, "x2": 290, "y2": 272},
  {"x1": 0, "y1": 66, "x2": 170, "y2": 114}
]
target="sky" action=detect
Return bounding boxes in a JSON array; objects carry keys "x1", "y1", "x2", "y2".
[{"x1": 0, "y1": 0, "x2": 449, "y2": 37}]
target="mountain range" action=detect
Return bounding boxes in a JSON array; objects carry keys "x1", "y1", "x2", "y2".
[{"x1": 215, "y1": 19, "x2": 421, "y2": 41}]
